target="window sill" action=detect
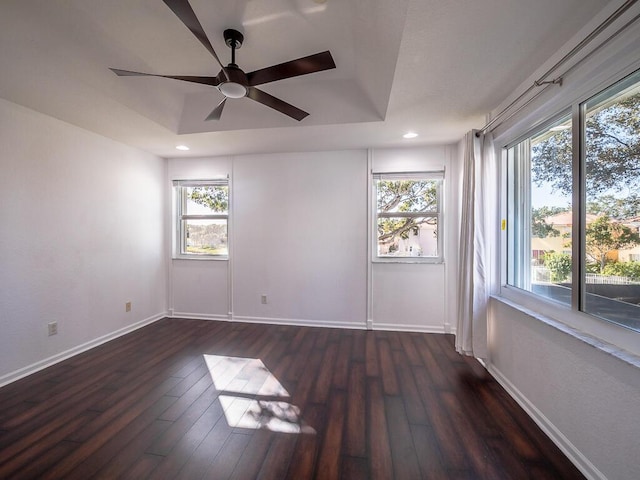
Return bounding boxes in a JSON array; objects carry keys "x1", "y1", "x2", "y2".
[
  {"x1": 493, "y1": 290, "x2": 640, "y2": 369},
  {"x1": 373, "y1": 257, "x2": 444, "y2": 264},
  {"x1": 172, "y1": 255, "x2": 229, "y2": 261}
]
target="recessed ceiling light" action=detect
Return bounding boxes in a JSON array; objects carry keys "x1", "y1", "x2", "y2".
[
  {"x1": 403, "y1": 132, "x2": 418, "y2": 139},
  {"x1": 176, "y1": 145, "x2": 190, "y2": 151}
]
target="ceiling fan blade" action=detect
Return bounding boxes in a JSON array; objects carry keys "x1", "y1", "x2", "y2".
[
  {"x1": 246, "y1": 87, "x2": 309, "y2": 121},
  {"x1": 205, "y1": 98, "x2": 226, "y2": 121},
  {"x1": 162, "y1": 0, "x2": 227, "y2": 75},
  {"x1": 110, "y1": 68, "x2": 222, "y2": 86},
  {"x1": 246, "y1": 51, "x2": 336, "y2": 87}
]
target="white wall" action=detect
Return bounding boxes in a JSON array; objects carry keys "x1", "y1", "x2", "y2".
[
  {"x1": 0, "y1": 99, "x2": 167, "y2": 384},
  {"x1": 233, "y1": 151, "x2": 367, "y2": 327},
  {"x1": 168, "y1": 146, "x2": 460, "y2": 332}
]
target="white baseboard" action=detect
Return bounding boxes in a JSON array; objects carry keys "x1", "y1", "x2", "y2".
[
  {"x1": 0, "y1": 312, "x2": 166, "y2": 388},
  {"x1": 372, "y1": 322, "x2": 448, "y2": 334},
  {"x1": 486, "y1": 362, "x2": 606, "y2": 480},
  {"x1": 170, "y1": 311, "x2": 232, "y2": 322},
  {"x1": 232, "y1": 315, "x2": 367, "y2": 330},
  {"x1": 169, "y1": 312, "x2": 451, "y2": 334}
]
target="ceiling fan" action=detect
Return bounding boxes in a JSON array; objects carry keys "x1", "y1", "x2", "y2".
[{"x1": 110, "y1": 0, "x2": 336, "y2": 121}]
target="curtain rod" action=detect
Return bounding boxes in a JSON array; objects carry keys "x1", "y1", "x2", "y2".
[
  {"x1": 480, "y1": 8, "x2": 640, "y2": 138},
  {"x1": 476, "y1": 0, "x2": 639, "y2": 137}
]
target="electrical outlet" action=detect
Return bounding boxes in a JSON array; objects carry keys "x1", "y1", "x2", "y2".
[
  {"x1": 125, "y1": 302, "x2": 132, "y2": 312},
  {"x1": 48, "y1": 321, "x2": 58, "y2": 336},
  {"x1": 261, "y1": 294, "x2": 268, "y2": 304}
]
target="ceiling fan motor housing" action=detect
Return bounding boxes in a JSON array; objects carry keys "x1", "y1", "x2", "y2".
[{"x1": 218, "y1": 65, "x2": 248, "y2": 98}]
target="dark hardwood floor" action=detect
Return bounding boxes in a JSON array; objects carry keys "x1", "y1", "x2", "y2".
[{"x1": 0, "y1": 318, "x2": 584, "y2": 479}]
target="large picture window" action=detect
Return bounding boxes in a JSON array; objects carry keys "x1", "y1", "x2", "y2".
[
  {"x1": 373, "y1": 172, "x2": 443, "y2": 262},
  {"x1": 507, "y1": 70, "x2": 640, "y2": 332},
  {"x1": 174, "y1": 179, "x2": 229, "y2": 259}
]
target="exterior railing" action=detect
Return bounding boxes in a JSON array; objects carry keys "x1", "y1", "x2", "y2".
[{"x1": 532, "y1": 266, "x2": 639, "y2": 285}]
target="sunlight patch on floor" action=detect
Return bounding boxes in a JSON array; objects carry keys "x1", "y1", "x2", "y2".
[
  {"x1": 218, "y1": 396, "x2": 315, "y2": 433},
  {"x1": 203, "y1": 354, "x2": 315, "y2": 434}
]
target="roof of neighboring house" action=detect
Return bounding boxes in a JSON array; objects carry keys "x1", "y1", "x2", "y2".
[{"x1": 544, "y1": 212, "x2": 599, "y2": 226}]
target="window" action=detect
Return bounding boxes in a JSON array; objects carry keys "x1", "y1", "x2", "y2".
[
  {"x1": 507, "y1": 69, "x2": 640, "y2": 332},
  {"x1": 174, "y1": 180, "x2": 229, "y2": 259},
  {"x1": 373, "y1": 172, "x2": 443, "y2": 262},
  {"x1": 582, "y1": 72, "x2": 640, "y2": 329},
  {"x1": 507, "y1": 114, "x2": 573, "y2": 304}
]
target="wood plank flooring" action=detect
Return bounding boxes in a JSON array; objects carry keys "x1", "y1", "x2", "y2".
[{"x1": 0, "y1": 318, "x2": 585, "y2": 479}]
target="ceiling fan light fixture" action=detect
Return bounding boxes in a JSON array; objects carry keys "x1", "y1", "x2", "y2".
[{"x1": 219, "y1": 82, "x2": 247, "y2": 99}]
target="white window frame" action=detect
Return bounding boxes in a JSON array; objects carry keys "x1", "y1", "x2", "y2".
[
  {"x1": 372, "y1": 171, "x2": 444, "y2": 263},
  {"x1": 173, "y1": 179, "x2": 229, "y2": 260},
  {"x1": 505, "y1": 112, "x2": 572, "y2": 297},
  {"x1": 502, "y1": 68, "x2": 640, "y2": 336}
]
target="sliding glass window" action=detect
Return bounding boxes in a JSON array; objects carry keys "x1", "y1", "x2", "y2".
[
  {"x1": 582, "y1": 73, "x2": 640, "y2": 330},
  {"x1": 507, "y1": 114, "x2": 573, "y2": 305},
  {"x1": 506, "y1": 68, "x2": 640, "y2": 332}
]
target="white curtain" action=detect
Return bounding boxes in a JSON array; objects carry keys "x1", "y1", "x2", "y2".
[{"x1": 455, "y1": 130, "x2": 496, "y2": 358}]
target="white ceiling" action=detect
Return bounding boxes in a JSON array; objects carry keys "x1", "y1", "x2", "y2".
[{"x1": 0, "y1": 0, "x2": 610, "y2": 158}]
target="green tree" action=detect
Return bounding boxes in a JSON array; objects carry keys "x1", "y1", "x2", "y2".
[
  {"x1": 531, "y1": 128, "x2": 573, "y2": 194},
  {"x1": 189, "y1": 186, "x2": 228, "y2": 212},
  {"x1": 531, "y1": 91, "x2": 640, "y2": 197},
  {"x1": 531, "y1": 206, "x2": 567, "y2": 238},
  {"x1": 377, "y1": 180, "x2": 438, "y2": 244},
  {"x1": 585, "y1": 216, "x2": 640, "y2": 273},
  {"x1": 587, "y1": 194, "x2": 640, "y2": 220},
  {"x1": 603, "y1": 261, "x2": 640, "y2": 281},
  {"x1": 543, "y1": 251, "x2": 572, "y2": 283}
]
